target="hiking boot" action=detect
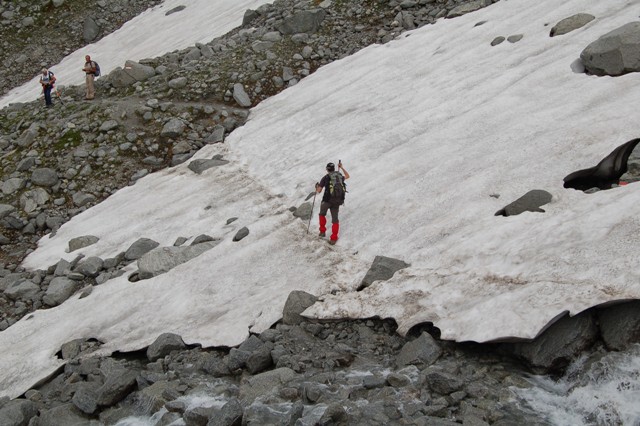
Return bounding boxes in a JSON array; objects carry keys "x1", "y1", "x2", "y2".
[
  {"x1": 328, "y1": 239, "x2": 337, "y2": 245},
  {"x1": 319, "y1": 232, "x2": 326, "y2": 238}
]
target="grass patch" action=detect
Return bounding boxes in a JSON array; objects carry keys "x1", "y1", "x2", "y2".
[{"x1": 53, "y1": 129, "x2": 82, "y2": 150}]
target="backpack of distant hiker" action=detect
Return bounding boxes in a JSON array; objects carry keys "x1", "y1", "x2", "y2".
[
  {"x1": 92, "y1": 61, "x2": 101, "y2": 77},
  {"x1": 328, "y1": 171, "x2": 346, "y2": 206}
]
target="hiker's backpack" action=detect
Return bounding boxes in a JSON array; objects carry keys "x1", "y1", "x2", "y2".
[
  {"x1": 93, "y1": 61, "x2": 101, "y2": 77},
  {"x1": 328, "y1": 171, "x2": 346, "y2": 205}
]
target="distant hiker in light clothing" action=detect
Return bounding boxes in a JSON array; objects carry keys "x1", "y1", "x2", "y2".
[
  {"x1": 316, "y1": 161, "x2": 349, "y2": 245},
  {"x1": 82, "y1": 55, "x2": 97, "y2": 100},
  {"x1": 39, "y1": 68, "x2": 56, "y2": 107}
]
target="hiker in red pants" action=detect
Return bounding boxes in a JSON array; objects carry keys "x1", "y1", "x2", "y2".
[{"x1": 316, "y1": 161, "x2": 350, "y2": 245}]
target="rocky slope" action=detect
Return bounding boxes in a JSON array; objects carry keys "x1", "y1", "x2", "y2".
[
  {"x1": 3, "y1": 0, "x2": 640, "y2": 424},
  {"x1": 0, "y1": 0, "x2": 162, "y2": 96}
]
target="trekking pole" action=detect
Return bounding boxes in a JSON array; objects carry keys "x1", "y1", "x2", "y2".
[
  {"x1": 55, "y1": 88, "x2": 65, "y2": 105},
  {"x1": 306, "y1": 186, "x2": 317, "y2": 234}
]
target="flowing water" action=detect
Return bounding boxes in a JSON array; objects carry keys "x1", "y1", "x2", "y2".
[{"x1": 515, "y1": 345, "x2": 640, "y2": 426}]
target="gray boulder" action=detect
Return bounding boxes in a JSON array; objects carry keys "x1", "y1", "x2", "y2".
[
  {"x1": 423, "y1": 369, "x2": 465, "y2": 394},
  {"x1": 282, "y1": 290, "x2": 318, "y2": 325},
  {"x1": 16, "y1": 157, "x2": 36, "y2": 172},
  {"x1": 0, "y1": 399, "x2": 38, "y2": 426},
  {"x1": 123, "y1": 60, "x2": 156, "y2": 81},
  {"x1": 239, "y1": 367, "x2": 296, "y2": 404},
  {"x1": 293, "y1": 202, "x2": 312, "y2": 220},
  {"x1": 97, "y1": 369, "x2": 138, "y2": 406},
  {"x1": 183, "y1": 48, "x2": 202, "y2": 63},
  {"x1": 447, "y1": 0, "x2": 490, "y2": 18},
  {"x1": 233, "y1": 227, "x2": 249, "y2": 242},
  {"x1": 204, "y1": 125, "x2": 225, "y2": 144},
  {"x1": 83, "y1": 16, "x2": 100, "y2": 42},
  {"x1": 598, "y1": 300, "x2": 640, "y2": 350},
  {"x1": 137, "y1": 241, "x2": 219, "y2": 279},
  {"x1": 550, "y1": 13, "x2": 595, "y2": 37},
  {"x1": 43, "y1": 277, "x2": 78, "y2": 306},
  {"x1": 20, "y1": 188, "x2": 50, "y2": 212},
  {"x1": 188, "y1": 158, "x2": 229, "y2": 174},
  {"x1": 243, "y1": 9, "x2": 259, "y2": 26},
  {"x1": 125, "y1": 238, "x2": 160, "y2": 260},
  {"x1": 2, "y1": 178, "x2": 26, "y2": 195},
  {"x1": 75, "y1": 256, "x2": 104, "y2": 278},
  {"x1": 71, "y1": 384, "x2": 99, "y2": 414},
  {"x1": 396, "y1": 332, "x2": 442, "y2": 368},
  {"x1": 0, "y1": 204, "x2": 16, "y2": 219},
  {"x1": 147, "y1": 333, "x2": 187, "y2": 361},
  {"x1": 108, "y1": 67, "x2": 137, "y2": 87},
  {"x1": 31, "y1": 168, "x2": 58, "y2": 187},
  {"x1": 233, "y1": 83, "x2": 252, "y2": 107},
  {"x1": 505, "y1": 311, "x2": 598, "y2": 373},
  {"x1": 494, "y1": 189, "x2": 552, "y2": 216},
  {"x1": 99, "y1": 120, "x2": 119, "y2": 132},
  {"x1": 168, "y1": 77, "x2": 188, "y2": 89},
  {"x1": 37, "y1": 403, "x2": 98, "y2": 426},
  {"x1": 277, "y1": 9, "x2": 326, "y2": 35},
  {"x1": 4, "y1": 280, "x2": 39, "y2": 301},
  {"x1": 72, "y1": 192, "x2": 96, "y2": 207},
  {"x1": 68, "y1": 235, "x2": 99, "y2": 252},
  {"x1": 207, "y1": 398, "x2": 243, "y2": 426},
  {"x1": 161, "y1": 118, "x2": 186, "y2": 138},
  {"x1": 165, "y1": 5, "x2": 186, "y2": 16},
  {"x1": 359, "y1": 255, "x2": 410, "y2": 290},
  {"x1": 581, "y1": 22, "x2": 640, "y2": 76},
  {"x1": 16, "y1": 125, "x2": 38, "y2": 148}
]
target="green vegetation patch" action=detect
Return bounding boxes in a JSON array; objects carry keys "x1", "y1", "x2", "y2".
[{"x1": 53, "y1": 129, "x2": 82, "y2": 150}]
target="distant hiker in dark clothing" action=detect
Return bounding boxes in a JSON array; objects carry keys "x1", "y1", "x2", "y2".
[
  {"x1": 39, "y1": 68, "x2": 56, "y2": 107},
  {"x1": 316, "y1": 161, "x2": 350, "y2": 245},
  {"x1": 82, "y1": 55, "x2": 97, "y2": 100}
]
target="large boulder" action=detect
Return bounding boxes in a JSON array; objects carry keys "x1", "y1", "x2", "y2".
[
  {"x1": 137, "y1": 241, "x2": 219, "y2": 279},
  {"x1": 504, "y1": 311, "x2": 598, "y2": 373},
  {"x1": 4, "y1": 280, "x2": 39, "y2": 301},
  {"x1": 43, "y1": 277, "x2": 79, "y2": 306},
  {"x1": 233, "y1": 83, "x2": 252, "y2": 107},
  {"x1": 580, "y1": 22, "x2": 640, "y2": 76},
  {"x1": 97, "y1": 369, "x2": 138, "y2": 407},
  {"x1": 0, "y1": 399, "x2": 38, "y2": 426},
  {"x1": 147, "y1": 333, "x2": 187, "y2": 361},
  {"x1": 68, "y1": 235, "x2": 99, "y2": 252},
  {"x1": 359, "y1": 255, "x2": 410, "y2": 290},
  {"x1": 37, "y1": 403, "x2": 98, "y2": 426},
  {"x1": 19, "y1": 188, "x2": 49, "y2": 213},
  {"x1": 0, "y1": 204, "x2": 16, "y2": 219},
  {"x1": 122, "y1": 60, "x2": 156, "y2": 81},
  {"x1": 31, "y1": 168, "x2": 59, "y2": 187},
  {"x1": 277, "y1": 9, "x2": 326, "y2": 35},
  {"x1": 161, "y1": 118, "x2": 186, "y2": 138},
  {"x1": 83, "y1": 16, "x2": 100, "y2": 42},
  {"x1": 597, "y1": 300, "x2": 640, "y2": 350},
  {"x1": 107, "y1": 67, "x2": 137, "y2": 88},
  {"x1": 124, "y1": 238, "x2": 160, "y2": 260},
  {"x1": 396, "y1": 332, "x2": 442, "y2": 368},
  {"x1": 550, "y1": 13, "x2": 595, "y2": 37},
  {"x1": 282, "y1": 290, "x2": 318, "y2": 325},
  {"x1": 187, "y1": 158, "x2": 229, "y2": 174}
]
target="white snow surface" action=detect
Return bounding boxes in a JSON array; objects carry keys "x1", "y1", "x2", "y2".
[
  {"x1": 0, "y1": 0, "x2": 273, "y2": 109},
  {"x1": 2, "y1": 0, "x2": 640, "y2": 400}
]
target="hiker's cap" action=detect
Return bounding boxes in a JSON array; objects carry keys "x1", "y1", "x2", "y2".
[{"x1": 326, "y1": 162, "x2": 335, "y2": 171}]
